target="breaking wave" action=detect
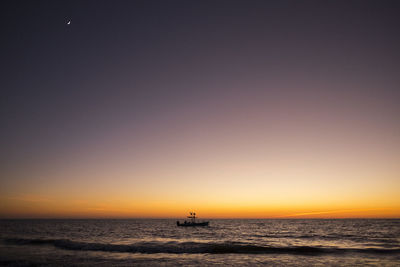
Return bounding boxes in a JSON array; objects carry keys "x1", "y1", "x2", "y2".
[{"x1": 4, "y1": 238, "x2": 400, "y2": 255}]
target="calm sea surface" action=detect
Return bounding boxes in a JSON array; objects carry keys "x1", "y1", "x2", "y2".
[{"x1": 0, "y1": 219, "x2": 399, "y2": 266}]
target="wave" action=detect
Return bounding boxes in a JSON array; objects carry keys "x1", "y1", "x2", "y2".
[
  {"x1": 3, "y1": 238, "x2": 400, "y2": 255},
  {"x1": 258, "y1": 233, "x2": 360, "y2": 240}
]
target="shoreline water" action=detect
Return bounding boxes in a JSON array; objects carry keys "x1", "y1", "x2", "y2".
[{"x1": 1, "y1": 219, "x2": 399, "y2": 266}]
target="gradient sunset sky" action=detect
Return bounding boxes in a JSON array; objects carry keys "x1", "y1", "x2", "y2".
[{"x1": 1, "y1": 0, "x2": 399, "y2": 218}]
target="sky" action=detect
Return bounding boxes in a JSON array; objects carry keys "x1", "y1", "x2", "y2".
[{"x1": 1, "y1": 0, "x2": 399, "y2": 218}]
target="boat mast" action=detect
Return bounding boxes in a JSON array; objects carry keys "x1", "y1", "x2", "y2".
[{"x1": 187, "y1": 211, "x2": 196, "y2": 223}]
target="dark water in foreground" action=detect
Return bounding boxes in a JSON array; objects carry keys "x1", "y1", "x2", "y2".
[{"x1": 0, "y1": 219, "x2": 399, "y2": 266}]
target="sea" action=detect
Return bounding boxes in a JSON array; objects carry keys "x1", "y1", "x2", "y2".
[{"x1": 0, "y1": 219, "x2": 399, "y2": 266}]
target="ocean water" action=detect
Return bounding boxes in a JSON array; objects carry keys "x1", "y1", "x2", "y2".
[{"x1": 0, "y1": 219, "x2": 399, "y2": 266}]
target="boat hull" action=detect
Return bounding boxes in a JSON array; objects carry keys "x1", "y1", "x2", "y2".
[{"x1": 177, "y1": 221, "x2": 209, "y2": 227}]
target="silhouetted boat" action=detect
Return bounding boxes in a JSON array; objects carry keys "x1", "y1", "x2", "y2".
[{"x1": 177, "y1": 212, "x2": 209, "y2": 227}]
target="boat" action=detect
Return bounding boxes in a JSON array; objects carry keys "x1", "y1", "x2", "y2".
[{"x1": 177, "y1": 212, "x2": 209, "y2": 227}]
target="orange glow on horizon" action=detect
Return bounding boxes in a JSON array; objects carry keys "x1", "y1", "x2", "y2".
[
  {"x1": 1, "y1": 193, "x2": 399, "y2": 219},
  {"x1": 1, "y1": 82, "x2": 399, "y2": 220}
]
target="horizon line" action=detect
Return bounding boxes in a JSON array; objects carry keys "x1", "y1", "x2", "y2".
[{"x1": 1, "y1": 217, "x2": 399, "y2": 220}]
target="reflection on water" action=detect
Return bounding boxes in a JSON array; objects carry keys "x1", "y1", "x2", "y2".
[{"x1": 0, "y1": 219, "x2": 399, "y2": 266}]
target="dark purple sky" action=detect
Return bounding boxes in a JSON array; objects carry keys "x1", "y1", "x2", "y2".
[{"x1": 1, "y1": 1, "x2": 399, "y2": 217}]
